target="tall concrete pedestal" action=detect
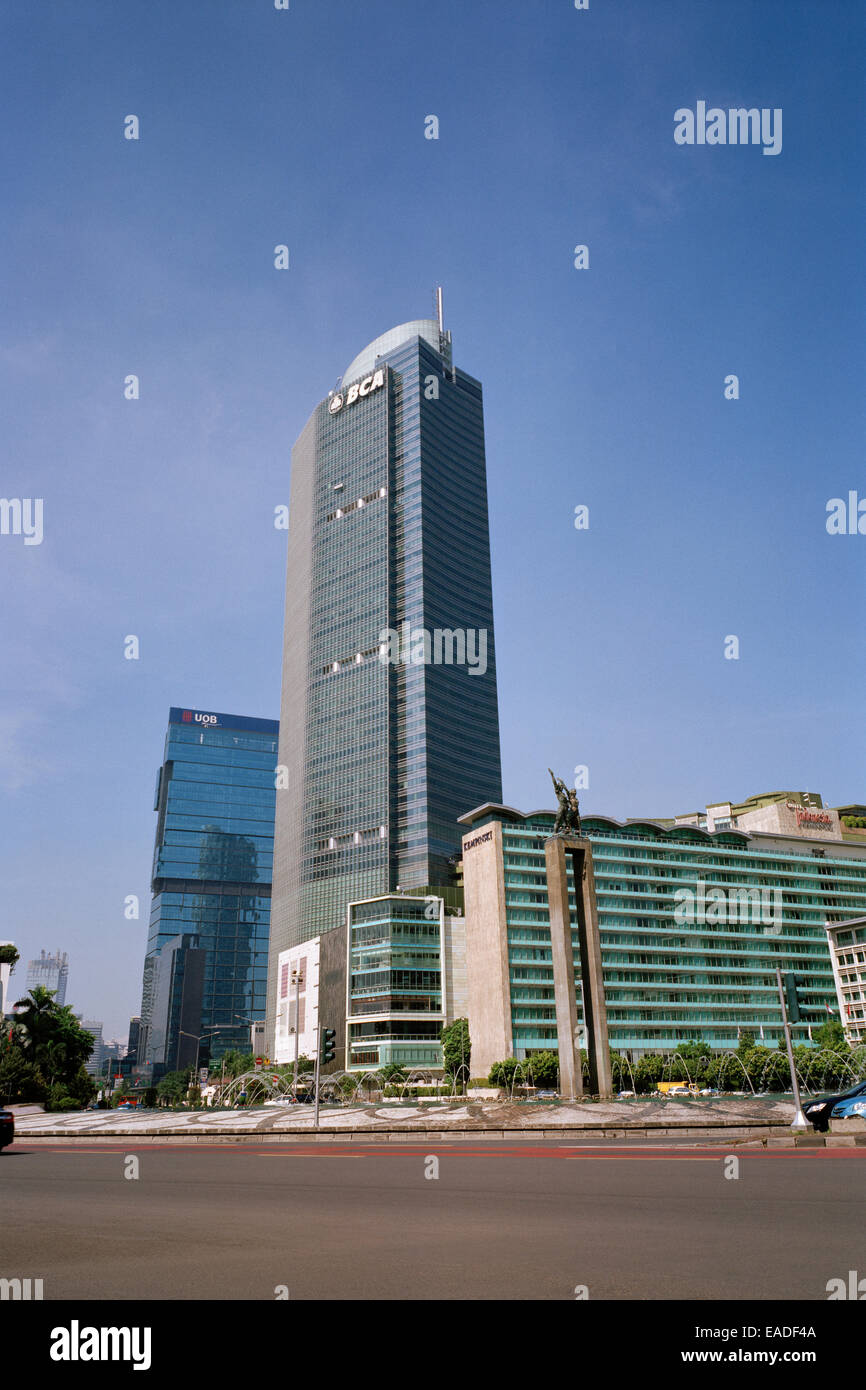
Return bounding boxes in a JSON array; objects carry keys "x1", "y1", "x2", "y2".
[{"x1": 545, "y1": 836, "x2": 612, "y2": 1100}]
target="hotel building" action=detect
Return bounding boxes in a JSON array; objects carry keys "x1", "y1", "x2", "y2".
[{"x1": 459, "y1": 803, "x2": 866, "y2": 1073}]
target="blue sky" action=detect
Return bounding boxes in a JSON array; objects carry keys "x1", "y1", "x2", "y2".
[{"x1": 2, "y1": 0, "x2": 864, "y2": 1037}]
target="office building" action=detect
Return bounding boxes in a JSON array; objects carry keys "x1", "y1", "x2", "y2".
[
  {"x1": 275, "y1": 892, "x2": 467, "y2": 1073},
  {"x1": 459, "y1": 803, "x2": 866, "y2": 1072},
  {"x1": 138, "y1": 706, "x2": 277, "y2": 1071},
  {"x1": 80, "y1": 1019, "x2": 105, "y2": 1077},
  {"x1": 268, "y1": 296, "x2": 502, "y2": 1050},
  {"x1": 26, "y1": 950, "x2": 69, "y2": 1005},
  {"x1": 147, "y1": 934, "x2": 206, "y2": 1072}
]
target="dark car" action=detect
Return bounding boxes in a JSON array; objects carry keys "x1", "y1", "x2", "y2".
[
  {"x1": 0, "y1": 1107, "x2": 14, "y2": 1151},
  {"x1": 804, "y1": 1078, "x2": 866, "y2": 1133}
]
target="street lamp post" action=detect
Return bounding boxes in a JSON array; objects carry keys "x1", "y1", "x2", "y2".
[
  {"x1": 775, "y1": 968, "x2": 809, "y2": 1131},
  {"x1": 178, "y1": 1027, "x2": 225, "y2": 1101},
  {"x1": 229, "y1": 1013, "x2": 259, "y2": 1103}
]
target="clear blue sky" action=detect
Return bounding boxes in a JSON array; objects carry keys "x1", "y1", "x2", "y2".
[{"x1": 2, "y1": 0, "x2": 864, "y2": 1038}]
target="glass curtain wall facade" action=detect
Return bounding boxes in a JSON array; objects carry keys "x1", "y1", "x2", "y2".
[
  {"x1": 347, "y1": 895, "x2": 445, "y2": 1071},
  {"x1": 269, "y1": 310, "x2": 502, "y2": 1050},
  {"x1": 461, "y1": 807, "x2": 866, "y2": 1057},
  {"x1": 139, "y1": 707, "x2": 277, "y2": 1069},
  {"x1": 25, "y1": 951, "x2": 69, "y2": 1005}
]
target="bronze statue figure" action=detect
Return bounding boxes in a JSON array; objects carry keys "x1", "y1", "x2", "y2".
[{"x1": 549, "y1": 768, "x2": 582, "y2": 837}]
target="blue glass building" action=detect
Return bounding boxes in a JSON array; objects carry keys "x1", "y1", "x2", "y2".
[
  {"x1": 268, "y1": 301, "x2": 502, "y2": 1050},
  {"x1": 139, "y1": 707, "x2": 278, "y2": 1070}
]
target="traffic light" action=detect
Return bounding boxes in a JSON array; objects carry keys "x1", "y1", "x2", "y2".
[
  {"x1": 782, "y1": 972, "x2": 801, "y2": 1023},
  {"x1": 321, "y1": 1027, "x2": 336, "y2": 1065}
]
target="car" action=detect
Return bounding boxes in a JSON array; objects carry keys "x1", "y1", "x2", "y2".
[
  {"x1": 804, "y1": 1078, "x2": 866, "y2": 1133},
  {"x1": 0, "y1": 1107, "x2": 14, "y2": 1152},
  {"x1": 833, "y1": 1095, "x2": 866, "y2": 1122}
]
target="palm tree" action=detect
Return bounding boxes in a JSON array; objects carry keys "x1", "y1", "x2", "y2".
[{"x1": 13, "y1": 986, "x2": 59, "y2": 1047}]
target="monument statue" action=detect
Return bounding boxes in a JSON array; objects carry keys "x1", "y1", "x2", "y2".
[{"x1": 549, "y1": 768, "x2": 582, "y2": 837}]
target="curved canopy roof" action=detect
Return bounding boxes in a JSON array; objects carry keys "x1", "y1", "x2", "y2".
[{"x1": 342, "y1": 319, "x2": 443, "y2": 385}]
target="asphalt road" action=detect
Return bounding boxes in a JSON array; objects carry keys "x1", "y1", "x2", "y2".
[{"x1": 2, "y1": 1140, "x2": 863, "y2": 1300}]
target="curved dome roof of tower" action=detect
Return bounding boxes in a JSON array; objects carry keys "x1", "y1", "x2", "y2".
[{"x1": 342, "y1": 319, "x2": 444, "y2": 385}]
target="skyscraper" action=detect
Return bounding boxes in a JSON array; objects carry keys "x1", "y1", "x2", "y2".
[
  {"x1": 138, "y1": 706, "x2": 277, "y2": 1071},
  {"x1": 26, "y1": 950, "x2": 69, "y2": 1005},
  {"x1": 268, "y1": 298, "x2": 502, "y2": 1049}
]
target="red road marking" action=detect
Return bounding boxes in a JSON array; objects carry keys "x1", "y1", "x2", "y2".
[{"x1": 8, "y1": 1141, "x2": 864, "y2": 1159}]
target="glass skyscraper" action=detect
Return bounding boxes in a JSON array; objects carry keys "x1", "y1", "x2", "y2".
[
  {"x1": 139, "y1": 706, "x2": 277, "y2": 1070},
  {"x1": 25, "y1": 950, "x2": 69, "y2": 1005},
  {"x1": 268, "y1": 302, "x2": 502, "y2": 1049}
]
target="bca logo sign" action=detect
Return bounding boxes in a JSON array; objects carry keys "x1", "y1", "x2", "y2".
[{"x1": 328, "y1": 368, "x2": 385, "y2": 414}]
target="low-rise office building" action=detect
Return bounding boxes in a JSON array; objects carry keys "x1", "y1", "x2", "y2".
[
  {"x1": 825, "y1": 917, "x2": 866, "y2": 1046},
  {"x1": 274, "y1": 893, "x2": 466, "y2": 1073},
  {"x1": 459, "y1": 804, "x2": 866, "y2": 1074}
]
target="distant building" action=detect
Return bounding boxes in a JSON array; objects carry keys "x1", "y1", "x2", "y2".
[
  {"x1": 673, "y1": 790, "x2": 851, "y2": 841},
  {"x1": 250, "y1": 1020, "x2": 266, "y2": 1056},
  {"x1": 126, "y1": 1017, "x2": 141, "y2": 1061},
  {"x1": 825, "y1": 917, "x2": 866, "y2": 1046},
  {"x1": 80, "y1": 1020, "x2": 105, "y2": 1077},
  {"x1": 137, "y1": 706, "x2": 278, "y2": 1072},
  {"x1": 26, "y1": 950, "x2": 69, "y2": 1005},
  {"x1": 147, "y1": 934, "x2": 206, "y2": 1073}
]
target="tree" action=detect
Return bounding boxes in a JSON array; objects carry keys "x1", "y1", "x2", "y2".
[
  {"x1": 523, "y1": 1050, "x2": 559, "y2": 1088},
  {"x1": 0, "y1": 944, "x2": 20, "y2": 969},
  {"x1": 11, "y1": 987, "x2": 95, "y2": 1102},
  {"x1": 675, "y1": 1039, "x2": 713, "y2": 1059},
  {"x1": 488, "y1": 1057, "x2": 520, "y2": 1089},
  {"x1": 634, "y1": 1054, "x2": 664, "y2": 1093},
  {"x1": 812, "y1": 1019, "x2": 847, "y2": 1052},
  {"x1": 0, "y1": 1043, "x2": 43, "y2": 1105},
  {"x1": 737, "y1": 1032, "x2": 756, "y2": 1057},
  {"x1": 219, "y1": 1050, "x2": 256, "y2": 1079},
  {"x1": 441, "y1": 1018, "x2": 470, "y2": 1088},
  {"x1": 157, "y1": 1070, "x2": 191, "y2": 1105},
  {"x1": 380, "y1": 1063, "x2": 407, "y2": 1084}
]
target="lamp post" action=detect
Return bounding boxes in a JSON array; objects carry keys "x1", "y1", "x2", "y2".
[
  {"x1": 775, "y1": 968, "x2": 809, "y2": 1131},
  {"x1": 225, "y1": 1014, "x2": 257, "y2": 1101},
  {"x1": 178, "y1": 1027, "x2": 225, "y2": 1100}
]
